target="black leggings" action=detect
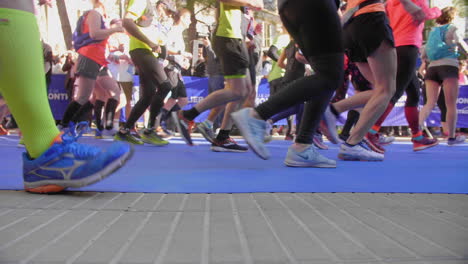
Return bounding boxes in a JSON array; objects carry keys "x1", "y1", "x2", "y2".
[
  {"x1": 390, "y1": 45, "x2": 420, "y2": 107},
  {"x1": 255, "y1": 0, "x2": 344, "y2": 144},
  {"x1": 125, "y1": 49, "x2": 172, "y2": 129}
]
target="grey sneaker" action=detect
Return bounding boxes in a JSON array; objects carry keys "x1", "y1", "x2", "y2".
[
  {"x1": 447, "y1": 135, "x2": 466, "y2": 146},
  {"x1": 338, "y1": 142, "x2": 384, "y2": 161},
  {"x1": 320, "y1": 105, "x2": 340, "y2": 144},
  {"x1": 231, "y1": 108, "x2": 271, "y2": 160},
  {"x1": 284, "y1": 145, "x2": 336, "y2": 168},
  {"x1": 197, "y1": 121, "x2": 215, "y2": 144}
]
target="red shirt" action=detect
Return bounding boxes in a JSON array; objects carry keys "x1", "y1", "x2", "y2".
[
  {"x1": 386, "y1": 0, "x2": 441, "y2": 48},
  {"x1": 78, "y1": 11, "x2": 108, "y2": 66}
]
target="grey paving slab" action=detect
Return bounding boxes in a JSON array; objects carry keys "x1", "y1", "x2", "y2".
[{"x1": 0, "y1": 191, "x2": 467, "y2": 264}]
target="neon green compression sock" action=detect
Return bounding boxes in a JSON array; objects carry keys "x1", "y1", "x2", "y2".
[{"x1": 0, "y1": 8, "x2": 59, "y2": 158}]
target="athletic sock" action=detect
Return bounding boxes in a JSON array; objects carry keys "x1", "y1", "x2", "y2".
[
  {"x1": 104, "y1": 98, "x2": 118, "y2": 129},
  {"x1": 404, "y1": 106, "x2": 420, "y2": 136},
  {"x1": 344, "y1": 142, "x2": 357, "y2": 147},
  {"x1": 71, "y1": 101, "x2": 94, "y2": 123},
  {"x1": 370, "y1": 103, "x2": 394, "y2": 134},
  {"x1": 61, "y1": 101, "x2": 82, "y2": 127},
  {"x1": 216, "y1": 129, "x2": 230, "y2": 141},
  {"x1": 0, "y1": 8, "x2": 59, "y2": 158},
  {"x1": 94, "y1": 100, "x2": 105, "y2": 131},
  {"x1": 183, "y1": 107, "x2": 200, "y2": 121},
  {"x1": 329, "y1": 104, "x2": 340, "y2": 117},
  {"x1": 341, "y1": 110, "x2": 359, "y2": 136}
]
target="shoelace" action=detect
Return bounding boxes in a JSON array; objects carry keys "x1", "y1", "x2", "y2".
[{"x1": 61, "y1": 122, "x2": 100, "y2": 159}]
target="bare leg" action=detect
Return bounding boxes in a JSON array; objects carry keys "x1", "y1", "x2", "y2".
[
  {"x1": 419, "y1": 80, "x2": 440, "y2": 128},
  {"x1": 442, "y1": 78, "x2": 459, "y2": 138},
  {"x1": 347, "y1": 41, "x2": 397, "y2": 145}
]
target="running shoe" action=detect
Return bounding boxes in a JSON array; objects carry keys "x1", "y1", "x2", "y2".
[
  {"x1": 263, "y1": 121, "x2": 273, "y2": 143},
  {"x1": 320, "y1": 105, "x2": 340, "y2": 144},
  {"x1": 363, "y1": 133, "x2": 385, "y2": 154},
  {"x1": 0, "y1": 125, "x2": 8, "y2": 135},
  {"x1": 313, "y1": 132, "x2": 329, "y2": 150},
  {"x1": 284, "y1": 145, "x2": 336, "y2": 168},
  {"x1": 197, "y1": 121, "x2": 215, "y2": 143},
  {"x1": 378, "y1": 134, "x2": 395, "y2": 146},
  {"x1": 172, "y1": 111, "x2": 194, "y2": 146},
  {"x1": 338, "y1": 142, "x2": 384, "y2": 161},
  {"x1": 211, "y1": 137, "x2": 248, "y2": 152},
  {"x1": 447, "y1": 135, "x2": 466, "y2": 146},
  {"x1": 102, "y1": 128, "x2": 118, "y2": 138},
  {"x1": 231, "y1": 108, "x2": 271, "y2": 160},
  {"x1": 412, "y1": 136, "x2": 438, "y2": 151},
  {"x1": 284, "y1": 134, "x2": 294, "y2": 141},
  {"x1": 23, "y1": 124, "x2": 133, "y2": 193},
  {"x1": 114, "y1": 129, "x2": 144, "y2": 145},
  {"x1": 95, "y1": 129, "x2": 103, "y2": 139},
  {"x1": 140, "y1": 129, "x2": 169, "y2": 146}
]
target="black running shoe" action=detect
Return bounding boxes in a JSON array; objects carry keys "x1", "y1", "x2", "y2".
[
  {"x1": 172, "y1": 111, "x2": 194, "y2": 145},
  {"x1": 211, "y1": 138, "x2": 248, "y2": 153}
]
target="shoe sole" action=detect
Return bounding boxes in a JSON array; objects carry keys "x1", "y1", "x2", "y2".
[
  {"x1": 172, "y1": 112, "x2": 194, "y2": 146},
  {"x1": 210, "y1": 146, "x2": 248, "y2": 153},
  {"x1": 231, "y1": 110, "x2": 270, "y2": 160},
  {"x1": 284, "y1": 160, "x2": 336, "y2": 168},
  {"x1": 140, "y1": 137, "x2": 169, "y2": 146},
  {"x1": 413, "y1": 141, "x2": 439, "y2": 151},
  {"x1": 114, "y1": 135, "x2": 144, "y2": 145},
  {"x1": 337, "y1": 153, "x2": 383, "y2": 161},
  {"x1": 363, "y1": 138, "x2": 385, "y2": 154},
  {"x1": 320, "y1": 119, "x2": 339, "y2": 144},
  {"x1": 24, "y1": 145, "x2": 135, "y2": 193},
  {"x1": 197, "y1": 125, "x2": 215, "y2": 144}
]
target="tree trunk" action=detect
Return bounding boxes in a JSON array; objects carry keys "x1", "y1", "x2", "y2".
[
  {"x1": 186, "y1": 0, "x2": 198, "y2": 44},
  {"x1": 56, "y1": 0, "x2": 72, "y2": 50}
]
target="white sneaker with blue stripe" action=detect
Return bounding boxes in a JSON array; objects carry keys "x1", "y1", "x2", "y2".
[{"x1": 284, "y1": 145, "x2": 336, "y2": 168}]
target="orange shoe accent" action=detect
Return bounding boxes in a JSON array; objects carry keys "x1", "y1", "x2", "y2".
[
  {"x1": 412, "y1": 131, "x2": 423, "y2": 138},
  {"x1": 0, "y1": 125, "x2": 8, "y2": 135},
  {"x1": 25, "y1": 185, "x2": 66, "y2": 194},
  {"x1": 50, "y1": 132, "x2": 64, "y2": 145}
]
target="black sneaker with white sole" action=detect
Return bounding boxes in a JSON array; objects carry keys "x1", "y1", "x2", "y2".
[{"x1": 211, "y1": 138, "x2": 248, "y2": 153}]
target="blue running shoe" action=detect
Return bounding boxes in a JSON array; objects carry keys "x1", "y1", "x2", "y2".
[
  {"x1": 284, "y1": 145, "x2": 336, "y2": 168},
  {"x1": 231, "y1": 108, "x2": 270, "y2": 160},
  {"x1": 23, "y1": 123, "x2": 133, "y2": 193}
]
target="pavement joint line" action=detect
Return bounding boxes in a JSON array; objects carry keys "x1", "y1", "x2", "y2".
[
  {"x1": 229, "y1": 193, "x2": 254, "y2": 264},
  {"x1": 293, "y1": 193, "x2": 385, "y2": 263},
  {"x1": 251, "y1": 193, "x2": 299, "y2": 264},
  {"x1": 273, "y1": 193, "x2": 341, "y2": 263},
  {"x1": 201, "y1": 194, "x2": 210, "y2": 264}
]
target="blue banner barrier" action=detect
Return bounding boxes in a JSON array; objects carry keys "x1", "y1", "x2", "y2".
[{"x1": 48, "y1": 74, "x2": 468, "y2": 128}]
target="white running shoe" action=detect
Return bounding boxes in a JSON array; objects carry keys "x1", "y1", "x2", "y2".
[
  {"x1": 338, "y1": 142, "x2": 384, "y2": 161},
  {"x1": 320, "y1": 105, "x2": 340, "y2": 144},
  {"x1": 378, "y1": 134, "x2": 395, "y2": 146},
  {"x1": 231, "y1": 108, "x2": 271, "y2": 160},
  {"x1": 284, "y1": 145, "x2": 336, "y2": 168}
]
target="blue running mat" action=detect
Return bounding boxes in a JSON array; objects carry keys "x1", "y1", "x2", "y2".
[{"x1": 1, "y1": 136, "x2": 467, "y2": 193}]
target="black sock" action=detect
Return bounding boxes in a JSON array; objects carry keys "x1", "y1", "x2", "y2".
[
  {"x1": 448, "y1": 137, "x2": 455, "y2": 141},
  {"x1": 72, "y1": 101, "x2": 94, "y2": 123},
  {"x1": 61, "y1": 101, "x2": 82, "y2": 127},
  {"x1": 160, "y1": 108, "x2": 170, "y2": 123},
  {"x1": 183, "y1": 108, "x2": 200, "y2": 121},
  {"x1": 330, "y1": 104, "x2": 340, "y2": 117},
  {"x1": 171, "y1": 104, "x2": 181, "y2": 112},
  {"x1": 94, "y1": 100, "x2": 105, "y2": 131},
  {"x1": 104, "y1": 98, "x2": 118, "y2": 130},
  {"x1": 341, "y1": 110, "x2": 359, "y2": 136},
  {"x1": 216, "y1": 129, "x2": 230, "y2": 141},
  {"x1": 345, "y1": 142, "x2": 357, "y2": 147},
  {"x1": 182, "y1": 107, "x2": 200, "y2": 121}
]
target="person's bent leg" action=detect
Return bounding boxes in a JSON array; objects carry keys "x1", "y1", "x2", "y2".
[
  {"x1": 419, "y1": 80, "x2": 440, "y2": 128},
  {"x1": 442, "y1": 77, "x2": 460, "y2": 138}
]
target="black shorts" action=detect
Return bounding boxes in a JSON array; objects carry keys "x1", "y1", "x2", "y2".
[
  {"x1": 75, "y1": 55, "x2": 104, "y2": 80},
  {"x1": 425, "y1": 65, "x2": 459, "y2": 84},
  {"x1": 212, "y1": 35, "x2": 249, "y2": 78},
  {"x1": 343, "y1": 12, "x2": 395, "y2": 63},
  {"x1": 171, "y1": 79, "x2": 187, "y2": 99}
]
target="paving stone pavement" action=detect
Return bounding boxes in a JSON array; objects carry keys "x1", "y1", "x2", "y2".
[{"x1": 0, "y1": 191, "x2": 467, "y2": 264}]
